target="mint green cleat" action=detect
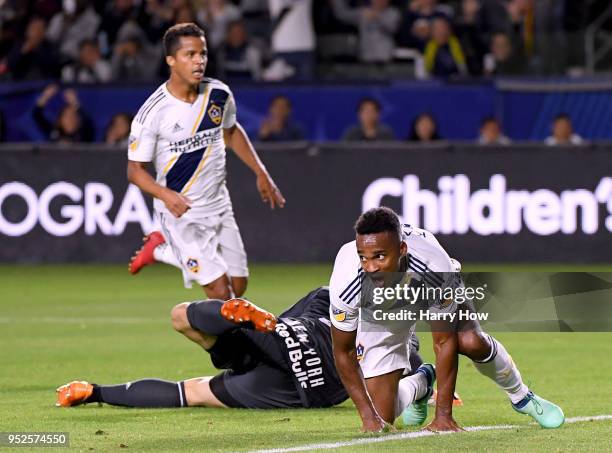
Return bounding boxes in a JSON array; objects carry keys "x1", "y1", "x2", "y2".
[
  {"x1": 396, "y1": 364, "x2": 436, "y2": 428},
  {"x1": 512, "y1": 391, "x2": 565, "y2": 429}
]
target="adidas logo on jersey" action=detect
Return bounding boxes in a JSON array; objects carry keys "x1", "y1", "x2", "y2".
[{"x1": 172, "y1": 123, "x2": 183, "y2": 133}]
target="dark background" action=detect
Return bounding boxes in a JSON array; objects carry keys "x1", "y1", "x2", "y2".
[{"x1": 1, "y1": 143, "x2": 611, "y2": 263}]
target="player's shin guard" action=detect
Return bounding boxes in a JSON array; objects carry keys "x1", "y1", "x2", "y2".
[
  {"x1": 87, "y1": 379, "x2": 187, "y2": 408},
  {"x1": 186, "y1": 300, "x2": 238, "y2": 336},
  {"x1": 153, "y1": 243, "x2": 182, "y2": 269},
  {"x1": 472, "y1": 334, "x2": 529, "y2": 405}
]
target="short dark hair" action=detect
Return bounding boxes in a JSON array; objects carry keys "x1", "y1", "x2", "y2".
[
  {"x1": 271, "y1": 95, "x2": 291, "y2": 107},
  {"x1": 358, "y1": 97, "x2": 381, "y2": 113},
  {"x1": 78, "y1": 38, "x2": 98, "y2": 51},
  {"x1": 480, "y1": 115, "x2": 499, "y2": 128},
  {"x1": 554, "y1": 113, "x2": 571, "y2": 123},
  {"x1": 163, "y1": 23, "x2": 206, "y2": 56},
  {"x1": 354, "y1": 207, "x2": 401, "y2": 239}
]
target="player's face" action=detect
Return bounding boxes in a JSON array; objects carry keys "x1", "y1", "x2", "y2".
[
  {"x1": 553, "y1": 119, "x2": 572, "y2": 140},
  {"x1": 167, "y1": 36, "x2": 208, "y2": 85},
  {"x1": 356, "y1": 231, "x2": 407, "y2": 277}
]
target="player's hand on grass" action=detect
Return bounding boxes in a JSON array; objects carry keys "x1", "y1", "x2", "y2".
[
  {"x1": 361, "y1": 415, "x2": 395, "y2": 433},
  {"x1": 256, "y1": 172, "x2": 285, "y2": 209},
  {"x1": 424, "y1": 415, "x2": 464, "y2": 433},
  {"x1": 161, "y1": 188, "x2": 191, "y2": 218}
]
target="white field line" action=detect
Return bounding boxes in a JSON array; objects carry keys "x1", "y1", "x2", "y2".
[
  {"x1": 249, "y1": 415, "x2": 612, "y2": 453},
  {"x1": 0, "y1": 316, "x2": 162, "y2": 324}
]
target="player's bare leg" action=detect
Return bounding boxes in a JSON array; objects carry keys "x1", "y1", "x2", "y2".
[
  {"x1": 183, "y1": 377, "x2": 227, "y2": 407},
  {"x1": 171, "y1": 302, "x2": 218, "y2": 349},
  {"x1": 231, "y1": 276, "x2": 247, "y2": 297},
  {"x1": 456, "y1": 323, "x2": 491, "y2": 361},
  {"x1": 365, "y1": 369, "x2": 403, "y2": 423},
  {"x1": 203, "y1": 274, "x2": 234, "y2": 300}
]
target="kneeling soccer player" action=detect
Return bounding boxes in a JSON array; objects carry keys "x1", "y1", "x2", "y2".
[
  {"x1": 330, "y1": 207, "x2": 565, "y2": 432},
  {"x1": 57, "y1": 287, "x2": 433, "y2": 413}
]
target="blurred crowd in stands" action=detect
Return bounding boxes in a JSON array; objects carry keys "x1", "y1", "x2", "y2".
[
  {"x1": 336, "y1": 98, "x2": 585, "y2": 145},
  {"x1": 0, "y1": 0, "x2": 602, "y2": 145},
  {"x1": 0, "y1": 0, "x2": 605, "y2": 83},
  {"x1": 1, "y1": 85, "x2": 585, "y2": 146}
]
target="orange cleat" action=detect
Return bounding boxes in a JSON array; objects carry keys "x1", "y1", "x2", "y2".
[
  {"x1": 221, "y1": 298, "x2": 277, "y2": 333},
  {"x1": 128, "y1": 231, "x2": 165, "y2": 275},
  {"x1": 56, "y1": 381, "x2": 93, "y2": 407},
  {"x1": 428, "y1": 389, "x2": 464, "y2": 407}
]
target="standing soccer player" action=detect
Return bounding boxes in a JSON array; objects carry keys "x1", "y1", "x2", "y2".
[
  {"x1": 330, "y1": 207, "x2": 564, "y2": 432},
  {"x1": 126, "y1": 23, "x2": 285, "y2": 299}
]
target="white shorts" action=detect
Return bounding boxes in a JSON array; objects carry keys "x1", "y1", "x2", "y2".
[
  {"x1": 158, "y1": 209, "x2": 249, "y2": 288},
  {"x1": 356, "y1": 322, "x2": 414, "y2": 379}
]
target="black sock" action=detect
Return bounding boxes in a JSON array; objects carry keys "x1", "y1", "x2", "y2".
[
  {"x1": 86, "y1": 379, "x2": 187, "y2": 408},
  {"x1": 408, "y1": 332, "x2": 423, "y2": 373},
  {"x1": 409, "y1": 351, "x2": 424, "y2": 374},
  {"x1": 187, "y1": 300, "x2": 239, "y2": 336}
]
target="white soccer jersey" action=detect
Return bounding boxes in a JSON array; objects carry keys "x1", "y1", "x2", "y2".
[
  {"x1": 128, "y1": 78, "x2": 237, "y2": 216},
  {"x1": 329, "y1": 225, "x2": 458, "y2": 378},
  {"x1": 329, "y1": 225, "x2": 457, "y2": 332}
]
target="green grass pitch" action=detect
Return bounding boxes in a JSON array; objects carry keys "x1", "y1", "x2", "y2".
[{"x1": 1, "y1": 264, "x2": 611, "y2": 452}]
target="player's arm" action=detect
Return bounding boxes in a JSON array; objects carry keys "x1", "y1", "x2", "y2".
[
  {"x1": 126, "y1": 118, "x2": 190, "y2": 218},
  {"x1": 422, "y1": 236, "x2": 464, "y2": 431},
  {"x1": 223, "y1": 122, "x2": 285, "y2": 209},
  {"x1": 127, "y1": 160, "x2": 191, "y2": 218},
  {"x1": 330, "y1": 325, "x2": 388, "y2": 432},
  {"x1": 220, "y1": 92, "x2": 285, "y2": 209},
  {"x1": 427, "y1": 324, "x2": 462, "y2": 432},
  {"x1": 400, "y1": 229, "x2": 463, "y2": 430}
]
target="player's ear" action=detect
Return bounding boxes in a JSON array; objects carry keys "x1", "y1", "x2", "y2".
[
  {"x1": 166, "y1": 55, "x2": 175, "y2": 68},
  {"x1": 399, "y1": 241, "x2": 407, "y2": 257}
]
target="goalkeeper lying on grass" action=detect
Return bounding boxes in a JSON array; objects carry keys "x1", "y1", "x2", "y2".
[{"x1": 57, "y1": 287, "x2": 435, "y2": 429}]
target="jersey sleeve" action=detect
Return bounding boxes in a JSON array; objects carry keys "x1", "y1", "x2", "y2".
[
  {"x1": 406, "y1": 228, "x2": 459, "y2": 314},
  {"x1": 427, "y1": 249, "x2": 459, "y2": 315},
  {"x1": 222, "y1": 91, "x2": 237, "y2": 129},
  {"x1": 127, "y1": 117, "x2": 157, "y2": 162},
  {"x1": 329, "y1": 242, "x2": 361, "y2": 332}
]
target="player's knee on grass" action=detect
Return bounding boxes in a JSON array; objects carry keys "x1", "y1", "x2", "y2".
[
  {"x1": 365, "y1": 369, "x2": 403, "y2": 423},
  {"x1": 458, "y1": 329, "x2": 491, "y2": 361},
  {"x1": 171, "y1": 302, "x2": 191, "y2": 333},
  {"x1": 184, "y1": 377, "x2": 226, "y2": 408}
]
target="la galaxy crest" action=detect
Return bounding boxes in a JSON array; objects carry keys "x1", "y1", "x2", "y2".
[
  {"x1": 186, "y1": 258, "x2": 200, "y2": 273},
  {"x1": 208, "y1": 103, "x2": 222, "y2": 125},
  {"x1": 356, "y1": 343, "x2": 364, "y2": 361},
  {"x1": 128, "y1": 135, "x2": 138, "y2": 151}
]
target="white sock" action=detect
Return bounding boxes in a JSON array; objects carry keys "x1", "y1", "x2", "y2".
[
  {"x1": 395, "y1": 371, "x2": 429, "y2": 417},
  {"x1": 472, "y1": 334, "x2": 529, "y2": 405},
  {"x1": 153, "y1": 243, "x2": 182, "y2": 269}
]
